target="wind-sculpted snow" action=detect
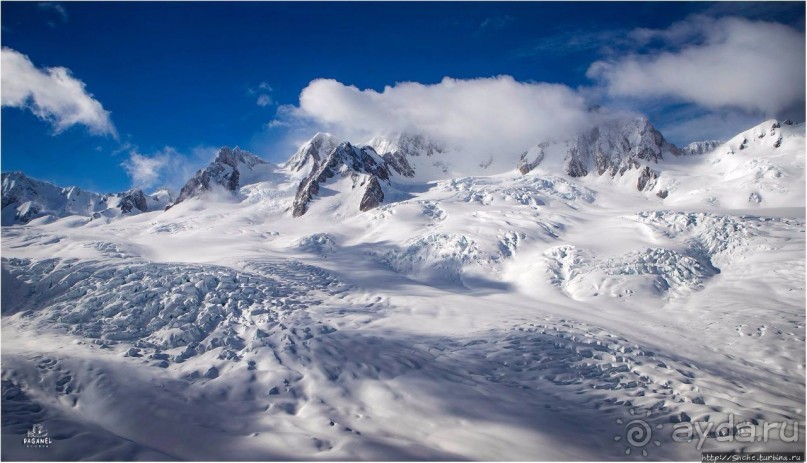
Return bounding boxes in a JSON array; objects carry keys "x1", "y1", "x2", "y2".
[{"x1": 544, "y1": 245, "x2": 719, "y2": 299}]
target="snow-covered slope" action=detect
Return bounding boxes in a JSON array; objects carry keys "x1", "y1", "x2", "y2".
[
  {"x1": 656, "y1": 119, "x2": 805, "y2": 208},
  {"x1": 171, "y1": 146, "x2": 273, "y2": 207},
  {"x1": 1, "y1": 172, "x2": 172, "y2": 225},
  {"x1": 1, "y1": 118, "x2": 804, "y2": 460}
]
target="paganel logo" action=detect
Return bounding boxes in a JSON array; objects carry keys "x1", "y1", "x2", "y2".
[{"x1": 23, "y1": 423, "x2": 53, "y2": 448}]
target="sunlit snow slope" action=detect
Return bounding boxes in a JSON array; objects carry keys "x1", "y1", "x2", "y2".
[{"x1": 2, "y1": 119, "x2": 804, "y2": 460}]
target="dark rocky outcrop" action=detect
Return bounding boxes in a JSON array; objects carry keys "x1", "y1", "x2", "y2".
[
  {"x1": 118, "y1": 189, "x2": 148, "y2": 213},
  {"x1": 171, "y1": 147, "x2": 267, "y2": 208},
  {"x1": 370, "y1": 133, "x2": 445, "y2": 178},
  {"x1": 637, "y1": 166, "x2": 660, "y2": 192},
  {"x1": 293, "y1": 142, "x2": 390, "y2": 217},
  {"x1": 517, "y1": 144, "x2": 546, "y2": 175},
  {"x1": 359, "y1": 176, "x2": 385, "y2": 212},
  {"x1": 564, "y1": 117, "x2": 678, "y2": 181},
  {"x1": 381, "y1": 151, "x2": 416, "y2": 177}
]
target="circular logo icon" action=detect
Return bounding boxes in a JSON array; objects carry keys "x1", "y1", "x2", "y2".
[{"x1": 614, "y1": 408, "x2": 663, "y2": 456}]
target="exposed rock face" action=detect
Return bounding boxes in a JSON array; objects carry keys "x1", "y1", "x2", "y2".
[
  {"x1": 359, "y1": 176, "x2": 385, "y2": 212},
  {"x1": 517, "y1": 118, "x2": 679, "y2": 194},
  {"x1": 682, "y1": 140, "x2": 722, "y2": 155},
  {"x1": 564, "y1": 117, "x2": 679, "y2": 180},
  {"x1": 286, "y1": 133, "x2": 339, "y2": 175},
  {"x1": 381, "y1": 151, "x2": 415, "y2": 177},
  {"x1": 370, "y1": 132, "x2": 445, "y2": 178},
  {"x1": 118, "y1": 189, "x2": 148, "y2": 214},
  {"x1": 292, "y1": 142, "x2": 390, "y2": 217},
  {"x1": 637, "y1": 166, "x2": 660, "y2": 192},
  {"x1": 517, "y1": 144, "x2": 546, "y2": 175},
  {"x1": 172, "y1": 147, "x2": 267, "y2": 207}
]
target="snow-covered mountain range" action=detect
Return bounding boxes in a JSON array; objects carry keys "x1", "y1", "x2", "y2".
[
  {"x1": 1, "y1": 172, "x2": 173, "y2": 226},
  {"x1": 1, "y1": 117, "x2": 804, "y2": 460},
  {"x1": 5, "y1": 117, "x2": 802, "y2": 224}
]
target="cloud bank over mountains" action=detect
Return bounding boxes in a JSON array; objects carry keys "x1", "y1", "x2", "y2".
[
  {"x1": 274, "y1": 15, "x2": 804, "y2": 156},
  {"x1": 285, "y1": 76, "x2": 599, "y2": 166}
]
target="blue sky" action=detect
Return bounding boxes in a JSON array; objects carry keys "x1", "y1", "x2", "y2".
[{"x1": 2, "y1": 2, "x2": 805, "y2": 193}]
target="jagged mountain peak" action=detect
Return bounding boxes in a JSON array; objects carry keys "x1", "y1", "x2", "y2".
[
  {"x1": 368, "y1": 132, "x2": 448, "y2": 179},
  {"x1": 214, "y1": 146, "x2": 267, "y2": 169},
  {"x1": 518, "y1": 116, "x2": 679, "y2": 194},
  {"x1": 292, "y1": 141, "x2": 391, "y2": 217},
  {"x1": 171, "y1": 147, "x2": 270, "y2": 207},
  {"x1": 285, "y1": 133, "x2": 340, "y2": 174},
  {"x1": 369, "y1": 132, "x2": 445, "y2": 157}
]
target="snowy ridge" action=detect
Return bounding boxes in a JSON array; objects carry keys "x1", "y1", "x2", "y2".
[
  {"x1": 658, "y1": 119, "x2": 805, "y2": 208},
  {"x1": 1, "y1": 172, "x2": 171, "y2": 225}
]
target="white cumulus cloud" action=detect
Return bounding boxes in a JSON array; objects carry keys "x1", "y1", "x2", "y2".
[
  {"x1": 282, "y1": 76, "x2": 596, "y2": 169},
  {"x1": 587, "y1": 16, "x2": 806, "y2": 115},
  {"x1": 1, "y1": 47, "x2": 116, "y2": 137}
]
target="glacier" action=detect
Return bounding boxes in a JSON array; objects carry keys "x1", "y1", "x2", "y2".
[{"x1": 1, "y1": 118, "x2": 804, "y2": 460}]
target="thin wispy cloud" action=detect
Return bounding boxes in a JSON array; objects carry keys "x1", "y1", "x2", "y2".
[
  {"x1": 37, "y1": 2, "x2": 68, "y2": 26},
  {"x1": 479, "y1": 14, "x2": 514, "y2": 31},
  {"x1": 512, "y1": 28, "x2": 626, "y2": 59},
  {"x1": 123, "y1": 150, "x2": 172, "y2": 189},
  {"x1": 1, "y1": 47, "x2": 116, "y2": 137}
]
